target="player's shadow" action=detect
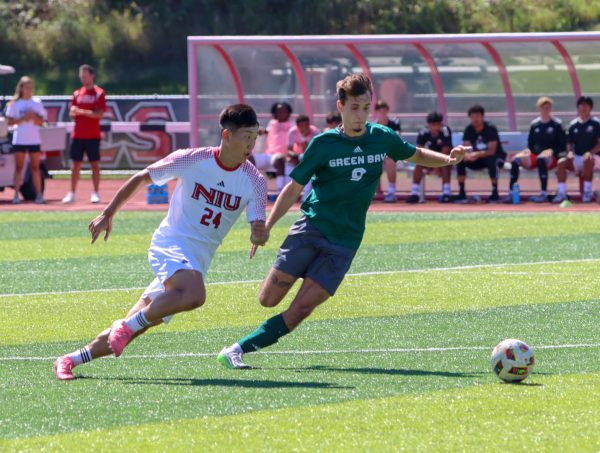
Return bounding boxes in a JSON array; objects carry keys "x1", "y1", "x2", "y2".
[
  {"x1": 80, "y1": 375, "x2": 353, "y2": 389},
  {"x1": 275, "y1": 365, "x2": 484, "y2": 378}
]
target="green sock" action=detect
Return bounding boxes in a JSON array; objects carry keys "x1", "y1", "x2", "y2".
[{"x1": 238, "y1": 314, "x2": 290, "y2": 353}]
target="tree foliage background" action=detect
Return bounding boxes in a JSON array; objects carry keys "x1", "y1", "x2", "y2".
[{"x1": 1, "y1": 0, "x2": 599, "y2": 94}]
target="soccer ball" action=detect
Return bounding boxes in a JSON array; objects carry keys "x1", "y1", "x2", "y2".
[{"x1": 490, "y1": 339, "x2": 535, "y2": 383}]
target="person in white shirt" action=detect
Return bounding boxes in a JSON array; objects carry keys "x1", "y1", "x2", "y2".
[
  {"x1": 53, "y1": 104, "x2": 269, "y2": 380},
  {"x1": 5, "y1": 76, "x2": 47, "y2": 204}
]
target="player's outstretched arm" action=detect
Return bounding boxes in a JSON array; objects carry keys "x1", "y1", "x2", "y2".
[
  {"x1": 249, "y1": 182, "x2": 302, "y2": 259},
  {"x1": 89, "y1": 169, "x2": 153, "y2": 244},
  {"x1": 266, "y1": 180, "x2": 304, "y2": 231},
  {"x1": 407, "y1": 145, "x2": 469, "y2": 167}
]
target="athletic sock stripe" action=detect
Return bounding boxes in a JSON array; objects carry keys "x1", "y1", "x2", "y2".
[
  {"x1": 80, "y1": 348, "x2": 90, "y2": 363},
  {"x1": 136, "y1": 311, "x2": 149, "y2": 327}
]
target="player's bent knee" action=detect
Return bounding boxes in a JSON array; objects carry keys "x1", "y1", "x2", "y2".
[
  {"x1": 187, "y1": 294, "x2": 205, "y2": 309},
  {"x1": 174, "y1": 288, "x2": 205, "y2": 310},
  {"x1": 258, "y1": 290, "x2": 281, "y2": 308}
]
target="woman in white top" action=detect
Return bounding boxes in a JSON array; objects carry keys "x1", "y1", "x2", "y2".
[{"x1": 6, "y1": 76, "x2": 47, "y2": 204}]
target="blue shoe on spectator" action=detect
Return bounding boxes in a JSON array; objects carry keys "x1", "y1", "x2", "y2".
[
  {"x1": 529, "y1": 194, "x2": 549, "y2": 203},
  {"x1": 383, "y1": 193, "x2": 397, "y2": 203}
]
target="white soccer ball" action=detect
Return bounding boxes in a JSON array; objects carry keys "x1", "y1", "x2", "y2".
[{"x1": 490, "y1": 338, "x2": 535, "y2": 383}]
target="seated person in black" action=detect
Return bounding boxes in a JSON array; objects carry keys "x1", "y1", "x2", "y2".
[
  {"x1": 407, "y1": 111, "x2": 453, "y2": 203},
  {"x1": 374, "y1": 100, "x2": 403, "y2": 203},
  {"x1": 456, "y1": 104, "x2": 506, "y2": 203},
  {"x1": 554, "y1": 96, "x2": 600, "y2": 204},
  {"x1": 509, "y1": 96, "x2": 565, "y2": 203}
]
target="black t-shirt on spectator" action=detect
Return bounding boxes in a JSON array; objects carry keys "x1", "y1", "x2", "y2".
[
  {"x1": 528, "y1": 117, "x2": 566, "y2": 158},
  {"x1": 416, "y1": 125, "x2": 453, "y2": 152},
  {"x1": 380, "y1": 118, "x2": 401, "y2": 132},
  {"x1": 463, "y1": 121, "x2": 506, "y2": 160},
  {"x1": 567, "y1": 117, "x2": 600, "y2": 156}
]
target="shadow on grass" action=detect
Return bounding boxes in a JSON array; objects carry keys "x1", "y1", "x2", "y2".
[
  {"x1": 500, "y1": 381, "x2": 545, "y2": 386},
  {"x1": 273, "y1": 365, "x2": 484, "y2": 378},
  {"x1": 79, "y1": 375, "x2": 353, "y2": 389}
]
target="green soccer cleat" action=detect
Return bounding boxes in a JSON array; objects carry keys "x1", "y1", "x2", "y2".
[{"x1": 217, "y1": 347, "x2": 252, "y2": 369}]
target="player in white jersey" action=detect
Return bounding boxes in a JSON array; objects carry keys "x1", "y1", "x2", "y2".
[{"x1": 54, "y1": 104, "x2": 268, "y2": 380}]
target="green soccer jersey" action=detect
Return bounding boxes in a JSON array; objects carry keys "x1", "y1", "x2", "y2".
[{"x1": 290, "y1": 122, "x2": 416, "y2": 249}]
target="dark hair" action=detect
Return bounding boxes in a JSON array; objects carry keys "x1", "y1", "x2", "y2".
[
  {"x1": 79, "y1": 64, "x2": 95, "y2": 76},
  {"x1": 577, "y1": 96, "x2": 594, "y2": 108},
  {"x1": 426, "y1": 111, "x2": 444, "y2": 123},
  {"x1": 326, "y1": 111, "x2": 341, "y2": 124},
  {"x1": 296, "y1": 114, "x2": 309, "y2": 124},
  {"x1": 467, "y1": 104, "x2": 485, "y2": 116},
  {"x1": 336, "y1": 73, "x2": 373, "y2": 105},
  {"x1": 219, "y1": 104, "x2": 259, "y2": 132},
  {"x1": 375, "y1": 100, "x2": 389, "y2": 111},
  {"x1": 270, "y1": 102, "x2": 293, "y2": 117}
]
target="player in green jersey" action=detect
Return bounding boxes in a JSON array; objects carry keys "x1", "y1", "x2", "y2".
[{"x1": 218, "y1": 74, "x2": 468, "y2": 368}]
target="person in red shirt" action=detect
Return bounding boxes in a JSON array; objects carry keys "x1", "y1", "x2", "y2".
[{"x1": 62, "y1": 64, "x2": 106, "y2": 204}]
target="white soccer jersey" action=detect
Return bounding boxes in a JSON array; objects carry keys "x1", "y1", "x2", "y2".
[{"x1": 147, "y1": 147, "x2": 267, "y2": 274}]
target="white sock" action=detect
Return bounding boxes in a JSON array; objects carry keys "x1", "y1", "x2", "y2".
[
  {"x1": 124, "y1": 311, "x2": 150, "y2": 333},
  {"x1": 388, "y1": 183, "x2": 396, "y2": 195},
  {"x1": 230, "y1": 343, "x2": 243, "y2": 354},
  {"x1": 584, "y1": 181, "x2": 592, "y2": 193},
  {"x1": 443, "y1": 183, "x2": 451, "y2": 195},
  {"x1": 558, "y1": 183, "x2": 566, "y2": 195},
  {"x1": 411, "y1": 183, "x2": 420, "y2": 195},
  {"x1": 66, "y1": 346, "x2": 92, "y2": 366},
  {"x1": 276, "y1": 176, "x2": 285, "y2": 192}
]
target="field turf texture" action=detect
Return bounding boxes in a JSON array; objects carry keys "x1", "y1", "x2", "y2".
[{"x1": 1, "y1": 211, "x2": 600, "y2": 452}]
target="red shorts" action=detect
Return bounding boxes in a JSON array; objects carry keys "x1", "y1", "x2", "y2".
[{"x1": 527, "y1": 153, "x2": 557, "y2": 170}]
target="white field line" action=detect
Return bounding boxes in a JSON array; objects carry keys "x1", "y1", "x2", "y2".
[
  {"x1": 2, "y1": 343, "x2": 600, "y2": 361},
  {"x1": 1, "y1": 257, "x2": 599, "y2": 299},
  {"x1": 445, "y1": 271, "x2": 579, "y2": 276}
]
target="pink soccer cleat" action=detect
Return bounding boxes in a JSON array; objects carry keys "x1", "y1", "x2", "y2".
[
  {"x1": 53, "y1": 356, "x2": 76, "y2": 381},
  {"x1": 107, "y1": 320, "x2": 134, "y2": 357}
]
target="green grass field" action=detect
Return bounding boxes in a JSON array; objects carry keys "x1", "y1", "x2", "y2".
[{"x1": 1, "y1": 211, "x2": 600, "y2": 452}]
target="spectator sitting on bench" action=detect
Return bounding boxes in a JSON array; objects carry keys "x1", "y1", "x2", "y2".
[
  {"x1": 286, "y1": 114, "x2": 319, "y2": 178},
  {"x1": 508, "y1": 96, "x2": 565, "y2": 203},
  {"x1": 248, "y1": 102, "x2": 292, "y2": 196},
  {"x1": 456, "y1": 104, "x2": 506, "y2": 203},
  {"x1": 553, "y1": 96, "x2": 600, "y2": 204},
  {"x1": 407, "y1": 111, "x2": 453, "y2": 204},
  {"x1": 372, "y1": 100, "x2": 402, "y2": 203},
  {"x1": 288, "y1": 114, "x2": 320, "y2": 200}
]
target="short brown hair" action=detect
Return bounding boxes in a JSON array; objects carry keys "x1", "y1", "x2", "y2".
[
  {"x1": 79, "y1": 64, "x2": 95, "y2": 76},
  {"x1": 536, "y1": 96, "x2": 553, "y2": 108},
  {"x1": 336, "y1": 74, "x2": 373, "y2": 105}
]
